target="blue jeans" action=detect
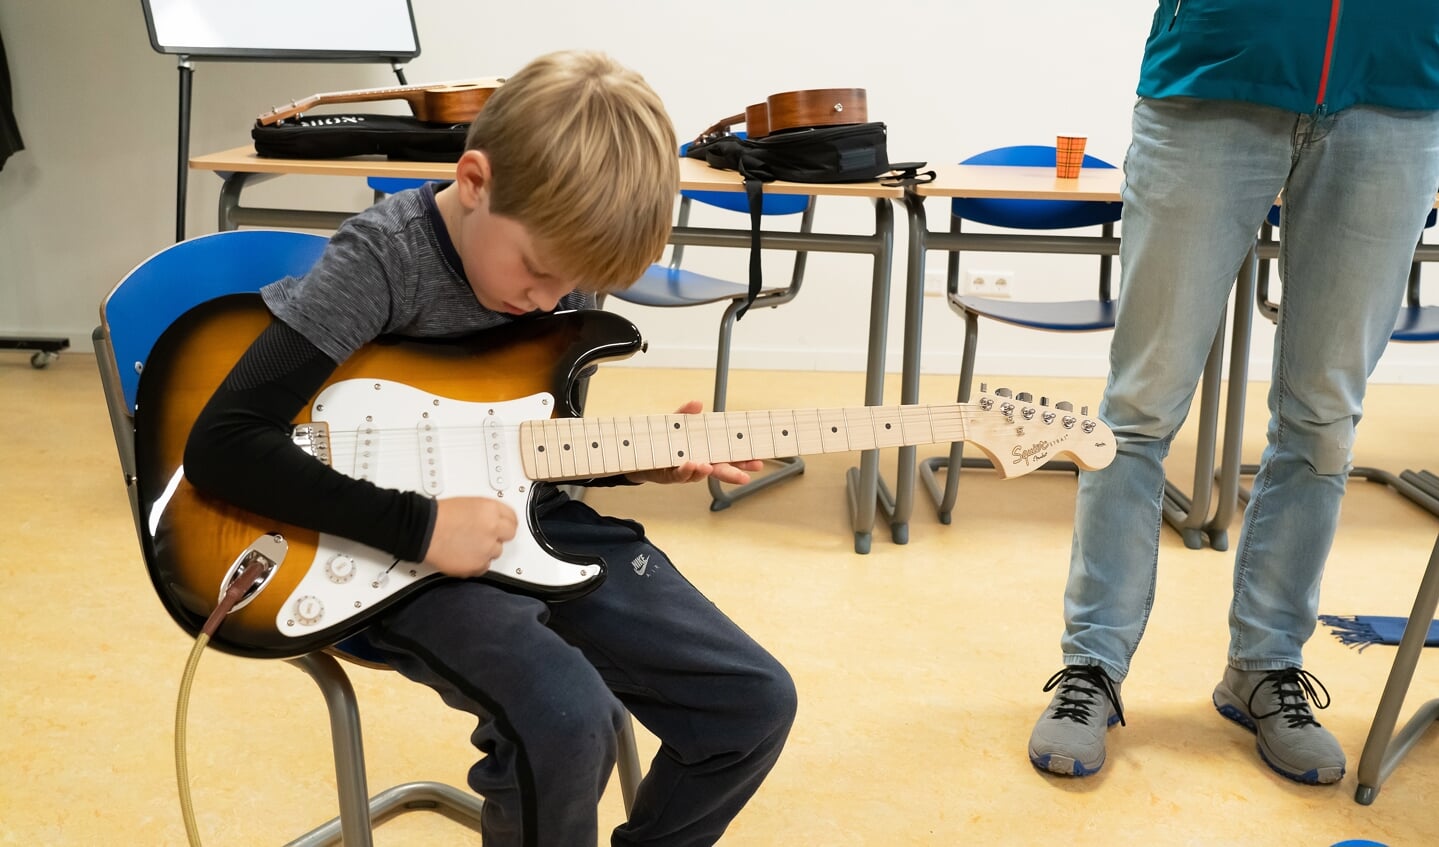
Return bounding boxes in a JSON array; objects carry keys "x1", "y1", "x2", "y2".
[{"x1": 1063, "y1": 97, "x2": 1439, "y2": 682}]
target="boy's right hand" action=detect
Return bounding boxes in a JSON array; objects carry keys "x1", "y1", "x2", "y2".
[{"x1": 423, "y1": 497, "x2": 518, "y2": 578}]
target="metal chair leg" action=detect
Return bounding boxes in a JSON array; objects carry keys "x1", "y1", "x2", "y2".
[
  {"x1": 283, "y1": 651, "x2": 643, "y2": 845},
  {"x1": 1354, "y1": 531, "x2": 1439, "y2": 805}
]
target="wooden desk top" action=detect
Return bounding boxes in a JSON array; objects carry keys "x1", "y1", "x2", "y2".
[
  {"x1": 191, "y1": 145, "x2": 458, "y2": 179},
  {"x1": 190, "y1": 145, "x2": 905, "y2": 198},
  {"x1": 915, "y1": 164, "x2": 1124, "y2": 202}
]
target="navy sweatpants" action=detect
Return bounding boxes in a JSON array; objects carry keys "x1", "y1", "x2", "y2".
[{"x1": 351, "y1": 497, "x2": 797, "y2": 847}]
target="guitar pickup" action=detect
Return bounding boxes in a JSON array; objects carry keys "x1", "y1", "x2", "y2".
[
  {"x1": 417, "y1": 420, "x2": 443, "y2": 496},
  {"x1": 353, "y1": 422, "x2": 378, "y2": 482}
]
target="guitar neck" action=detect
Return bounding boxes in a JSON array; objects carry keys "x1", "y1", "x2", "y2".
[{"x1": 519, "y1": 404, "x2": 971, "y2": 481}]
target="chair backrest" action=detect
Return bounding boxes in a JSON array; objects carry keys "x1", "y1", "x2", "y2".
[
  {"x1": 951, "y1": 144, "x2": 1123, "y2": 230},
  {"x1": 99, "y1": 230, "x2": 329, "y2": 416},
  {"x1": 678, "y1": 136, "x2": 811, "y2": 216}
]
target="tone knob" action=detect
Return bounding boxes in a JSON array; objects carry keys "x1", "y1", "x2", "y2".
[
  {"x1": 293, "y1": 595, "x2": 324, "y2": 625},
  {"x1": 325, "y1": 553, "x2": 357, "y2": 583}
]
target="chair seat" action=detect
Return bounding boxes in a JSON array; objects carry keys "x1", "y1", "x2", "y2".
[
  {"x1": 614, "y1": 264, "x2": 767, "y2": 308},
  {"x1": 950, "y1": 294, "x2": 1117, "y2": 331},
  {"x1": 1393, "y1": 305, "x2": 1439, "y2": 342}
]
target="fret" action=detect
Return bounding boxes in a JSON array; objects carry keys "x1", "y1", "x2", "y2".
[
  {"x1": 662, "y1": 414, "x2": 690, "y2": 465},
  {"x1": 869, "y1": 405, "x2": 905, "y2": 448},
  {"x1": 817, "y1": 408, "x2": 850, "y2": 452},
  {"x1": 596, "y1": 419, "x2": 621, "y2": 474},
  {"x1": 900, "y1": 405, "x2": 936, "y2": 445},
  {"x1": 704, "y1": 413, "x2": 732, "y2": 464},
  {"x1": 931, "y1": 404, "x2": 969, "y2": 443},
  {"x1": 581, "y1": 417, "x2": 605, "y2": 476},
  {"x1": 556, "y1": 417, "x2": 581, "y2": 478},
  {"x1": 792, "y1": 408, "x2": 825, "y2": 454},
  {"x1": 683, "y1": 416, "x2": 711, "y2": 464},
  {"x1": 842, "y1": 406, "x2": 878, "y2": 451},
  {"x1": 725, "y1": 411, "x2": 757, "y2": 462},
  {"x1": 743, "y1": 410, "x2": 779, "y2": 461},
  {"x1": 533, "y1": 419, "x2": 562, "y2": 479},
  {"x1": 646, "y1": 414, "x2": 673, "y2": 470},
  {"x1": 613, "y1": 417, "x2": 638, "y2": 474},
  {"x1": 769, "y1": 409, "x2": 800, "y2": 456}
]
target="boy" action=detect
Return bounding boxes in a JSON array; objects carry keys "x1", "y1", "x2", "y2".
[{"x1": 184, "y1": 50, "x2": 797, "y2": 846}]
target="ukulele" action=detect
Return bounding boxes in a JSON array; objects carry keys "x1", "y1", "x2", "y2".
[
  {"x1": 134, "y1": 299, "x2": 1114, "y2": 658},
  {"x1": 256, "y1": 78, "x2": 505, "y2": 126},
  {"x1": 695, "y1": 87, "x2": 868, "y2": 142}
]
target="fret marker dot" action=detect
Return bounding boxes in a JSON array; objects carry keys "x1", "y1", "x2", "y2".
[
  {"x1": 591, "y1": 441, "x2": 599, "y2": 449},
  {"x1": 563, "y1": 444, "x2": 571, "y2": 451},
  {"x1": 623, "y1": 439, "x2": 631, "y2": 446},
  {"x1": 782, "y1": 429, "x2": 790, "y2": 436},
  {"x1": 673, "y1": 422, "x2": 681, "y2": 429},
  {"x1": 830, "y1": 426, "x2": 838, "y2": 433},
  {"x1": 735, "y1": 433, "x2": 744, "y2": 439}
]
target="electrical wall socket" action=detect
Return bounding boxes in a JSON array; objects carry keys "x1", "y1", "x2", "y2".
[
  {"x1": 963, "y1": 269, "x2": 1015, "y2": 299},
  {"x1": 923, "y1": 269, "x2": 950, "y2": 298}
]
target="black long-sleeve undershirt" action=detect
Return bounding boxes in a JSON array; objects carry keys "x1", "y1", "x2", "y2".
[{"x1": 183, "y1": 319, "x2": 436, "y2": 562}]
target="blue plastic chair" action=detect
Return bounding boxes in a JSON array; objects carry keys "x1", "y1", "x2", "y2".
[
  {"x1": 367, "y1": 176, "x2": 450, "y2": 203},
  {"x1": 1248, "y1": 206, "x2": 1439, "y2": 517},
  {"x1": 608, "y1": 138, "x2": 817, "y2": 511},
  {"x1": 95, "y1": 230, "x2": 642, "y2": 844},
  {"x1": 920, "y1": 145, "x2": 1124, "y2": 523}
]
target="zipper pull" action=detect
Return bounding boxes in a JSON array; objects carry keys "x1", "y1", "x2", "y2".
[{"x1": 1169, "y1": 0, "x2": 1183, "y2": 31}]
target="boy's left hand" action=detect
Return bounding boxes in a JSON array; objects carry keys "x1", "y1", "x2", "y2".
[{"x1": 625, "y1": 400, "x2": 764, "y2": 485}]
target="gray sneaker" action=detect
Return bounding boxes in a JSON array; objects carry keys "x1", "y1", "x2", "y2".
[
  {"x1": 1212, "y1": 666, "x2": 1346, "y2": 785},
  {"x1": 1028, "y1": 665, "x2": 1125, "y2": 776}
]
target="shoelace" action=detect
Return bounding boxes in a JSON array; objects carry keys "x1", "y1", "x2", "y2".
[
  {"x1": 1246, "y1": 668, "x2": 1332, "y2": 728},
  {"x1": 1041, "y1": 666, "x2": 1126, "y2": 727}
]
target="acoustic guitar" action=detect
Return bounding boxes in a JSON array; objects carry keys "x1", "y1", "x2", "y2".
[
  {"x1": 134, "y1": 297, "x2": 1115, "y2": 659},
  {"x1": 695, "y1": 87, "x2": 868, "y2": 142},
  {"x1": 256, "y1": 78, "x2": 505, "y2": 126}
]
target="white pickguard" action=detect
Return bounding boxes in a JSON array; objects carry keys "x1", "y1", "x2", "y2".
[{"x1": 275, "y1": 379, "x2": 600, "y2": 639}]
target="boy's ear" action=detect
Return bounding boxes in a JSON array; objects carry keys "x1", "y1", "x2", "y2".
[{"x1": 454, "y1": 150, "x2": 493, "y2": 209}]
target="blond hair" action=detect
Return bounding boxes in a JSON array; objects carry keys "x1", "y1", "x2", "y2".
[{"x1": 465, "y1": 50, "x2": 677, "y2": 292}]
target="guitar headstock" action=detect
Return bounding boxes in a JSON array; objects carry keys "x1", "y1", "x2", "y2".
[{"x1": 963, "y1": 385, "x2": 1116, "y2": 480}]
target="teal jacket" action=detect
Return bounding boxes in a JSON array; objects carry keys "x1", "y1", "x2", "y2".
[{"x1": 1139, "y1": 0, "x2": 1439, "y2": 113}]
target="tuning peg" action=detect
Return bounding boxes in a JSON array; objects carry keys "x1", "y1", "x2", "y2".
[
  {"x1": 1056, "y1": 400, "x2": 1074, "y2": 411},
  {"x1": 1017, "y1": 391, "x2": 1032, "y2": 402},
  {"x1": 995, "y1": 387, "x2": 1013, "y2": 398}
]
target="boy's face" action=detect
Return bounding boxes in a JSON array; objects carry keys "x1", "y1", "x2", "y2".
[{"x1": 443, "y1": 151, "x2": 580, "y2": 315}]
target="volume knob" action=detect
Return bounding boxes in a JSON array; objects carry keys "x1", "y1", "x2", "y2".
[
  {"x1": 293, "y1": 595, "x2": 324, "y2": 626},
  {"x1": 325, "y1": 553, "x2": 357, "y2": 583}
]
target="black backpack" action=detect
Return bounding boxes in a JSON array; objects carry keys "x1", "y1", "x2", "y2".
[{"x1": 685, "y1": 122, "x2": 928, "y2": 316}]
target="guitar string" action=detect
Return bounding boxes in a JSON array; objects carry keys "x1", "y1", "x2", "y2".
[{"x1": 309, "y1": 405, "x2": 1100, "y2": 478}]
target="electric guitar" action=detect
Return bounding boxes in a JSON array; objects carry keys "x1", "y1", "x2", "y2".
[
  {"x1": 134, "y1": 297, "x2": 1115, "y2": 659},
  {"x1": 256, "y1": 78, "x2": 504, "y2": 127}
]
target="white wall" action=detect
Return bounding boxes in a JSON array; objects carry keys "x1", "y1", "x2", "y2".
[{"x1": 1, "y1": 1, "x2": 1434, "y2": 383}]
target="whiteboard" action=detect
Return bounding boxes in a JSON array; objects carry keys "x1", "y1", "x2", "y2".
[{"x1": 141, "y1": 0, "x2": 420, "y2": 60}]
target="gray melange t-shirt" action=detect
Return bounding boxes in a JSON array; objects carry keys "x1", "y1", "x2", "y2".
[{"x1": 261, "y1": 183, "x2": 594, "y2": 363}]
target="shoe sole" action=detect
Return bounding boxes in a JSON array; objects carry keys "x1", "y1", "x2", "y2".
[
  {"x1": 1028, "y1": 712, "x2": 1122, "y2": 777},
  {"x1": 1212, "y1": 694, "x2": 1346, "y2": 785}
]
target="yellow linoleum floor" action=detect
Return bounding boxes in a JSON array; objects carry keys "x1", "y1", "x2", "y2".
[{"x1": 2, "y1": 352, "x2": 1438, "y2": 846}]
